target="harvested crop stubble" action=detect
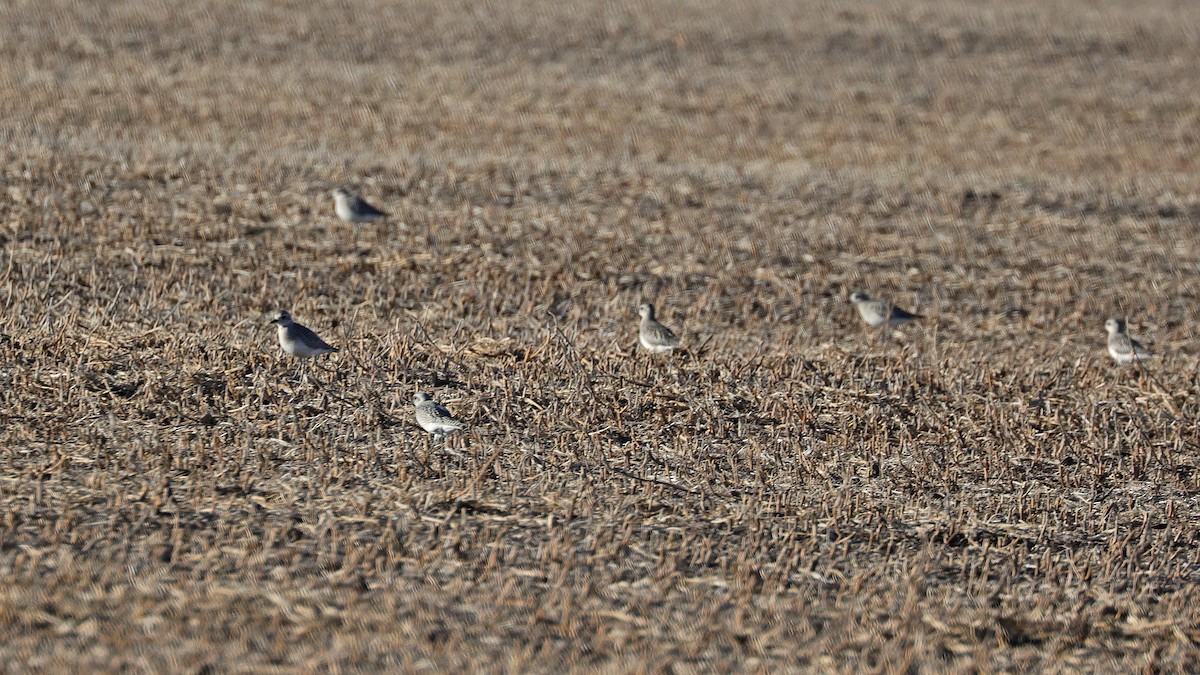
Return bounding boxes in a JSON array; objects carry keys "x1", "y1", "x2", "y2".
[{"x1": 1, "y1": 0, "x2": 1199, "y2": 671}]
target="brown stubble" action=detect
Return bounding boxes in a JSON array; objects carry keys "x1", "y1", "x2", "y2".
[{"x1": 2, "y1": 0, "x2": 1200, "y2": 672}]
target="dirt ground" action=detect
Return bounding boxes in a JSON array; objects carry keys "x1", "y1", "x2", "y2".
[{"x1": 1, "y1": 0, "x2": 1198, "y2": 671}]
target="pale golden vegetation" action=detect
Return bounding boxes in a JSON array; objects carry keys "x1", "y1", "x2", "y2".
[{"x1": 1, "y1": 0, "x2": 1198, "y2": 671}]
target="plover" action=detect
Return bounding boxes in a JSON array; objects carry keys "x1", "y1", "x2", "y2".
[
  {"x1": 413, "y1": 392, "x2": 465, "y2": 437},
  {"x1": 270, "y1": 310, "x2": 338, "y2": 359},
  {"x1": 849, "y1": 290, "x2": 923, "y2": 328},
  {"x1": 1105, "y1": 318, "x2": 1151, "y2": 365},
  {"x1": 332, "y1": 187, "x2": 388, "y2": 223},
  {"x1": 638, "y1": 302, "x2": 681, "y2": 353}
]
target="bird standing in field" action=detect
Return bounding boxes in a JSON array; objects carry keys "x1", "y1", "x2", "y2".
[
  {"x1": 332, "y1": 187, "x2": 388, "y2": 223},
  {"x1": 413, "y1": 392, "x2": 466, "y2": 438},
  {"x1": 1105, "y1": 318, "x2": 1151, "y2": 365},
  {"x1": 849, "y1": 290, "x2": 923, "y2": 328},
  {"x1": 638, "y1": 302, "x2": 681, "y2": 353},
  {"x1": 270, "y1": 310, "x2": 338, "y2": 359}
]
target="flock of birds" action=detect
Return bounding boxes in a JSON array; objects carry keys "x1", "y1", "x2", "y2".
[
  {"x1": 271, "y1": 188, "x2": 1155, "y2": 439},
  {"x1": 269, "y1": 308, "x2": 465, "y2": 438},
  {"x1": 847, "y1": 294, "x2": 1150, "y2": 364}
]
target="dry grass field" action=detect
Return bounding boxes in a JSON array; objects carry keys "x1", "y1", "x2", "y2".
[{"x1": 2, "y1": 0, "x2": 1200, "y2": 671}]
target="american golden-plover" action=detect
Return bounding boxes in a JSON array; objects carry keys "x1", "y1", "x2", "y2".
[
  {"x1": 332, "y1": 187, "x2": 388, "y2": 223},
  {"x1": 270, "y1": 310, "x2": 338, "y2": 359},
  {"x1": 1105, "y1": 318, "x2": 1151, "y2": 365},
  {"x1": 849, "y1": 290, "x2": 923, "y2": 328},
  {"x1": 413, "y1": 392, "x2": 466, "y2": 438},
  {"x1": 638, "y1": 302, "x2": 681, "y2": 353}
]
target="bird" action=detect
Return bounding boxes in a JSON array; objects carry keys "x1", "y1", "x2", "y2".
[
  {"x1": 269, "y1": 310, "x2": 338, "y2": 359},
  {"x1": 849, "y1": 290, "x2": 923, "y2": 328},
  {"x1": 332, "y1": 187, "x2": 388, "y2": 223},
  {"x1": 1105, "y1": 318, "x2": 1151, "y2": 365},
  {"x1": 413, "y1": 392, "x2": 466, "y2": 438},
  {"x1": 638, "y1": 302, "x2": 681, "y2": 353}
]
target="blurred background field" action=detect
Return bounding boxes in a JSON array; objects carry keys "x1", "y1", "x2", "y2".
[{"x1": 1, "y1": 0, "x2": 1198, "y2": 671}]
